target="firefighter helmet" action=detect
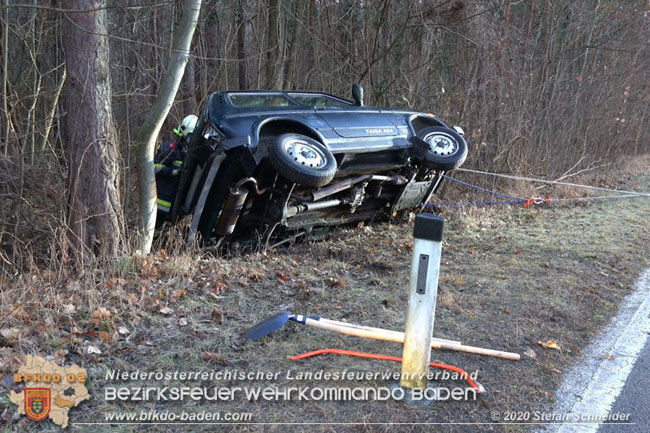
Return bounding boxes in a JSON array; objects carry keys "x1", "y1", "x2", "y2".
[{"x1": 174, "y1": 114, "x2": 198, "y2": 138}]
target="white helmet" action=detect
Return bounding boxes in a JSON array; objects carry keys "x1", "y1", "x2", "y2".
[{"x1": 177, "y1": 114, "x2": 198, "y2": 137}]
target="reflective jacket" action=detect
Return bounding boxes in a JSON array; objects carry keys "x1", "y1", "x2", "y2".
[{"x1": 154, "y1": 138, "x2": 187, "y2": 214}]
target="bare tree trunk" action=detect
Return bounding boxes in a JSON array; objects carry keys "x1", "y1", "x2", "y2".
[
  {"x1": 265, "y1": 0, "x2": 279, "y2": 88},
  {"x1": 39, "y1": 67, "x2": 65, "y2": 155},
  {"x1": 282, "y1": 0, "x2": 303, "y2": 89},
  {"x1": 2, "y1": 0, "x2": 9, "y2": 157},
  {"x1": 134, "y1": 0, "x2": 202, "y2": 255},
  {"x1": 236, "y1": 0, "x2": 249, "y2": 90},
  {"x1": 182, "y1": 52, "x2": 198, "y2": 115},
  {"x1": 61, "y1": 0, "x2": 124, "y2": 265}
]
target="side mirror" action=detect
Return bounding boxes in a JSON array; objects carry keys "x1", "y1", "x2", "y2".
[
  {"x1": 452, "y1": 126, "x2": 465, "y2": 136},
  {"x1": 352, "y1": 84, "x2": 364, "y2": 106}
]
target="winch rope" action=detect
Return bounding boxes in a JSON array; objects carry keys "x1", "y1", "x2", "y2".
[
  {"x1": 426, "y1": 199, "x2": 527, "y2": 207},
  {"x1": 441, "y1": 176, "x2": 524, "y2": 200},
  {"x1": 425, "y1": 169, "x2": 650, "y2": 208},
  {"x1": 456, "y1": 167, "x2": 650, "y2": 197}
]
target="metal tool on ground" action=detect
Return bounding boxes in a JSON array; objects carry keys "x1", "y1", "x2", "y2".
[
  {"x1": 243, "y1": 312, "x2": 459, "y2": 345},
  {"x1": 243, "y1": 312, "x2": 519, "y2": 360}
]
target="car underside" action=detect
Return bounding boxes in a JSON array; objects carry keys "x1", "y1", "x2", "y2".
[{"x1": 231, "y1": 157, "x2": 445, "y2": 250}]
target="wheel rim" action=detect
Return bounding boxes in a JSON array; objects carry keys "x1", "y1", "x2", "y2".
[
  {"x1": 423, "y1": 132, "x2": 458, "y2": 156},
  {"x1": 283, "y1": 139, "x2": 327, "y2": 168}
]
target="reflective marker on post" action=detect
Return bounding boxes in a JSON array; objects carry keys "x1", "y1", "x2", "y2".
[{"x1": 400, "y1": 213, "x2": 444, "y2": 390}]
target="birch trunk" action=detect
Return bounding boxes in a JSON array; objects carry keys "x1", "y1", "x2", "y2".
[{"x1": 134, "y1": 0, "x2": 202, "y2": 255}]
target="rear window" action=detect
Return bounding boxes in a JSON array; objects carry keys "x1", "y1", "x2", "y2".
[
  {"x1": 228, "y1": 93, "x2": 297, "y2": 108},
  {"x1": 289, "y1": 93, "x2": 350, "y2": 107}
]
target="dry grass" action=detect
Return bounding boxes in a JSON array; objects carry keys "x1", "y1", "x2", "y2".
[{"x1": 1, "y1": 159, "x2": 649, "y2": 432}]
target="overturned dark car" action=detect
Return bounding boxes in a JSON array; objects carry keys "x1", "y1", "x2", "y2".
[{"x1": 167, "y1": 85, "x2": 467, "y2": 248}]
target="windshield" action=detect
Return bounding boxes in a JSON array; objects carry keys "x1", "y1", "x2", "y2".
[
  {"x1": 289, "y1": 93, "x2": 351, "y2": 107},
  {"x1": 228, "y1": 93, "x2": 298, "y2": 108}
]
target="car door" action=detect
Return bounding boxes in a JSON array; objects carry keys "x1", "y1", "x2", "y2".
[{"x1": 316, "y1": 108, "x2": 400, "y2": 138}]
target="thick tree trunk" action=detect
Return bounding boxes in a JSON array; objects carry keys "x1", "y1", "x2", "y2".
[
  {"x1": 61, "y1": 0, "x2": 124, "y2": 265},
  {"x1": 134, "y1": 0, "x2": 201, "y2": 254}
]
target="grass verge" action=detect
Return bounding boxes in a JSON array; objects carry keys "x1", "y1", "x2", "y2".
[{"x1": 1, "y1": 158, "x2": 649, "y2": 432}]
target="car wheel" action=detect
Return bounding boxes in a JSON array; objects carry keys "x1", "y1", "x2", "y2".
[
  {"x1": 268, "y1": 134, "x2": 337, "y2": 187},
  {"x1": 414, "y1": 126, "x2": 468, "y2": 171}
]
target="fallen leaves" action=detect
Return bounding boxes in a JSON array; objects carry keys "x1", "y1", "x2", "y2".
[
  {"x1": 172, "y1": 289, "x2": 187, "y2": 300},
  {"x1": 159, "y1": 306, "x2": 174, "y2": 315},
  {"x1": 134, "y1": 256, "x2": 159, "y2": 279},
  {"x1": 328, "y1": 278, "x2": 344, "y2": 288},
  {"x1": 87, "y1": 345, "x2": 102, "y2": 355},
  {"x1": 126, "y1": 293, "x2": 139, "y2": 305},
  {"x1": 0, "y1": 328, "x2": 23, "y2": 347},
  {"x1": 106, "y1": 277, "x2": 123, "y2": 290},
  {"x1": 211, "y1": 309, "x2": 224, "y2": 324},
  {"x1": 0, "y1": 328, "x2": 21, "y2": 341},
  {"x1": 246, "y1": 270, "x2": 264, "y2": 282},
  {"x1": 202, "y1": 352, "x2": 228, "y2": 364},
  {"x1": 0, "y1": 348, "x2": 26, "y2": 372},
  {"x1": 439, "y1": 291, "x2": 455, "y2": 308},
  {"x1": 1, "y1": 304, "x2": 29, "y2": 321},
  {"x1": 73, "y1": 328, "x2": 96, "y2": 338},
  {"x1": 538, "y1": 339, "x2": 561, "y2": 351},
  {"x1": 89, "y1": 307, "x2": 111, "y2": 326},
  {"x1": 524, "y1": 348, "x2": 537, "y2": 359},
  {"x1": 62, "y1": 304, "x2": 76, "y2": 314}
]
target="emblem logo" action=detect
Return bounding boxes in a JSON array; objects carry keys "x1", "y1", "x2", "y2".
[{"x1": 25, "y1": 388, "x2": 51, "y2": 421}]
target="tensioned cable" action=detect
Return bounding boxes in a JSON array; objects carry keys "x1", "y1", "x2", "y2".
[{"x1": 456, "y1": 167, "x2": 650, "y2": 198}]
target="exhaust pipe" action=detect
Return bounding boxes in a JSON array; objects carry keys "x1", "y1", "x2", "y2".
[
  {"x1": 214, "y1": 178, "x2": 267, "y2": 236},
  {"x1": 286, "y1": 199, "x2": 342, "y2": 218}
]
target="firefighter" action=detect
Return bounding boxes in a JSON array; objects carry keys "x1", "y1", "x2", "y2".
[{"x1": 155, "y1": 114, "x2": 198, "y2": 218}]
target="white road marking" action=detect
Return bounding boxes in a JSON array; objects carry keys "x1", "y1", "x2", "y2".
[{"x1": 546, "y1": 269, "x2": 650, "y2": 433}]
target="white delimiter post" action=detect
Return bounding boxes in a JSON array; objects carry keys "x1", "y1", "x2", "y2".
[{"x1": 400, "y1": 213, "x2": 444, "y2": 390}]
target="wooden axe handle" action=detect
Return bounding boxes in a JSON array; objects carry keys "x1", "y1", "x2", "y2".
[
  {"x1": 297, "y1": 316, "x2": 519, "y2": 361},
  {"x1": 316, "y1": 317, "x2": 461, "y2": 346},
  {"x1": 434, "y1": 342, "x2": 520, "y2": 361}
]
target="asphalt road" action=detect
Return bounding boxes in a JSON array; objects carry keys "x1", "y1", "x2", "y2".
[
  {"x1": 599, "y1": 336, "x2": 650, "y2": 433},
  {"x1": 552, "y1": 270, "x2": 650, "y2": 433}
]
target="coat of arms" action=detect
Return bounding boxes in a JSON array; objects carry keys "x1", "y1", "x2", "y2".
[{"x1": 24, "y1": 388, "x2": 51, "y2": 421}]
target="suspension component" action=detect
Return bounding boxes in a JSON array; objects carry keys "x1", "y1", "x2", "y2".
[{"x1": 293, "y1": 174, "x2": 407, "y2": 202}]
